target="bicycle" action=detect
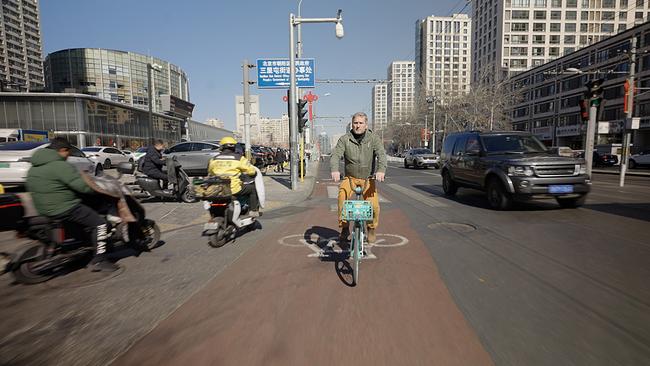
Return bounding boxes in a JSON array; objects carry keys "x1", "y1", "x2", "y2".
[{"x1": 341, "y1": 177, "x2": 374, "y2": 285}]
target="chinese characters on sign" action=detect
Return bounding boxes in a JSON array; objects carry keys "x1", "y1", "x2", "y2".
[{"x1": 256, "y1": 58, "x2": 315, "y2": 89}]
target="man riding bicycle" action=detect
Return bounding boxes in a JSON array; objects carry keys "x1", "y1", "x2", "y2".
[{"x1": 330, "y1": 112, "x2": 387, "y2": 243}]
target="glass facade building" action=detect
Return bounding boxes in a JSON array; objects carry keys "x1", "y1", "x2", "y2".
[
  {"x1": 44, "y1": 48, "x2": 190, "y2": 113},
  {"x1": 0, "y1": 92, "x2": 183, "y2": 149}
]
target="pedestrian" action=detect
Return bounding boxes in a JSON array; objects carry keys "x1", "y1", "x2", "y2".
[
  {"x1": 330, "y1": 112, "x2": 387, "y2": 244},
  {"x1": 275, "y1": 148, "x2": 286, "y2": 173}
]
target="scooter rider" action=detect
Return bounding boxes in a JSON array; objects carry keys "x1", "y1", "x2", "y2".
[
  {"x1": 142, "y1": 139, "x2": 168, "y2": 189},
  {"x1": 26, "y1": 137, "x2": 119, "y2": 272},
  {"x1": 207, "y1": 136, "x2": 261, "y2": 217}
]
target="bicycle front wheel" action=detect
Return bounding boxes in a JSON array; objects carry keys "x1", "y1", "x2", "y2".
[{"x1": 353, "y1": 224, "x2": 362, "y2": 285}]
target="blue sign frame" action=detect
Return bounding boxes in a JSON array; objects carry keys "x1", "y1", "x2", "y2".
[{"x1": 256, "y1": 58, "x2": 315, "y2": 89}]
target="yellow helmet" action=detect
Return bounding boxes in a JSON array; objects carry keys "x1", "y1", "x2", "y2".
[{"x1": 219, "y1": 136, "x2": 237, "y2": 145}]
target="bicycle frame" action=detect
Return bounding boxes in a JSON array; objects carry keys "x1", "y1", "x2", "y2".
[{"x1": 341, "y1": 177, "x2": 374, "y2": 285}]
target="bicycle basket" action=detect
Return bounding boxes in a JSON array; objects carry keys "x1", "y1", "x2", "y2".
[
  {"x1": 341, "y1": 200, "x2": 373, "y2": 221},
  {"x1": 192, "y1": 177, "x2": 232, "y2": 200}
]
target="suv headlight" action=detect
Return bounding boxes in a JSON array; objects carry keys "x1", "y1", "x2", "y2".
[
  {"x1": 507, "y1": 165, "x2": 534, "y2": 177},
  {"x1": 578, "y1": 164, "x2": 587, "y2": 175}
]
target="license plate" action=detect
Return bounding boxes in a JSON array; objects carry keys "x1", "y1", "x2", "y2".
[
  {"x1": 549, "y1": 185, "x2": 573, "y2": 194},
  {"x1": 0, "y1": 163, "x2": 9, "y2": 168}
]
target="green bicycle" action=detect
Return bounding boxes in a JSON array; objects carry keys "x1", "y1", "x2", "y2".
[{"x1": 341, "y1": 178, "x2": 374, "y2": 285}]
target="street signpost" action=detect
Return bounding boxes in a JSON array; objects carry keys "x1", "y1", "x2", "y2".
[{"x1": 256, "y1": 58, "x2": 315, "y2": 89}]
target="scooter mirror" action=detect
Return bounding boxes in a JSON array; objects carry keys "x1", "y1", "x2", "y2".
[{"x1": 116, "y1": 162, "x2": 135, "y2": 175}]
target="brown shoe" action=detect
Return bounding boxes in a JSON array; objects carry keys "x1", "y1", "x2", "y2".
[
  {"x1": 367, "y1": 228, "x2": 376, "y2": 243},
  {"x1": 339, "y1": 226, "x2": 350, "y2": 242}
]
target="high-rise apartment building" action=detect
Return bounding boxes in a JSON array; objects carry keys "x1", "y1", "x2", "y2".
[
  {"x1": 472, "y1": 0, "x2": 649, "y2": 82},
  {"x1": 371, "y1": 83, "x2": 388, "y2": 131},
  {"x1": 415, "y1": 14, "x2": 472, "y2": 99},
  {"x1": 206, "y1": 118, "x2": 225, "y2": 129},
  {"x1": 0, "y1": 0, "x2": 44, "y2": 91},
  {"x1": 235, "y1": 95, "x2": 260, "y2": 140},
  {"x1": 387, "y1": 61, "x2": 415, "y2": 124},
  {"x1": 257, "y1": 114, "x2": 289, "y2": 147}
]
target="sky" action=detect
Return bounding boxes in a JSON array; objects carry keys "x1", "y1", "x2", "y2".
[{"x1": 40, "y1": 0, "x2": 467, "y2": 137}]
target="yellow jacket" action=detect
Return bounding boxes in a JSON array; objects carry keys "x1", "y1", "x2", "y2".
[{"x1": 207, "y1": 152, "x2": 256, "y2": 194}]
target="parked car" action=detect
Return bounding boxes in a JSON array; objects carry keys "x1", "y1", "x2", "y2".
[
  {"x1": 577, "y1": 151, "x2": 619, "y2": 167},
  {"x1": 440, "y1": 131, "x2": 591, "y2": 210},
  {"x1": 548, "y1": 146, "x2": 577, "y2": 158},
  {"x1": 163, "y1": 141, "x2": 221, "y2": 176},
  {"x1": 133, "y1": 146, "x2": 148, "y2": 162},
  {"x1": 0, "y1": 141, "x2": 102, "y2": 186},
  {"x1": 122, "y1": 150, "x2": 137, "y2": 162},
  {"x1": 629, "y1": 149, "x2": 650, "y2": 169},
  {"x1": 403, "y1": 148, "x2": 440, "y2": 169},
  {"x1": 82, "y1": 146, "x2": 131, "y2": 168}
]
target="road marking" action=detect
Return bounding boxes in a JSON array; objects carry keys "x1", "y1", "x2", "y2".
[
  {"x1": 387, "y1": 183, "x2": 448, "y2": 207},
  {"x1": 277, "y1": 233, "x2": 408, "y2": 259}
]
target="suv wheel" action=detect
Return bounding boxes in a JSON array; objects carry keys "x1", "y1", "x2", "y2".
[
  {"x1": 442, "y1": 171, "x2": 458, "y2": 196},
  {"x1": 629, "y1": 159, "x2": 637, "y2": 169},
  {"x1": 486, "y1": 178, "x2": 512, "y2": 210},
  {"x1": 403, "y1": 159, "x2": 409, "y2": 168},
  {"x1": 556, "y1": 194, "x2": 586, "y2": 209}
]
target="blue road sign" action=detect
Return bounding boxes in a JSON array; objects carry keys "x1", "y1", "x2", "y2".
[{"x1": 256, "y1": 58, "x2": 315, "y2": 89}]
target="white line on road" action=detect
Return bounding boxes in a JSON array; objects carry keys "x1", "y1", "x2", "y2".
[{"x1": 386, "y1": 183, "x2": 448, "y2": 207}]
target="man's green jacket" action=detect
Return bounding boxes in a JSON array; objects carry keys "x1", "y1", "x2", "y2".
[
  {"x1": 26, "y1": 148, "x2": 94, "y2": 216},
  {"x1": 330, "y1": 130, "x2": 387, "y2": 179}
]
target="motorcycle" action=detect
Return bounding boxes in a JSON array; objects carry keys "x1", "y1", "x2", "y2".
[
  {"x1": 128, "y1": 155, "x2": 196, "y2": 203},
  {"x1": 194, "y1": 173, "x2": 263, "y2": 248},
  {"x1": 4, "y1": 163, "x2": 161, "y2": 284}
]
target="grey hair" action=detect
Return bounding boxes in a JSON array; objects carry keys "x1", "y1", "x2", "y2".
[{"x1": 351, "y1": 112, "x2": 368, "y2": 123}]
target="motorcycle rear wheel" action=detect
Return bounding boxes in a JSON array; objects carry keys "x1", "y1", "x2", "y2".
[
  {"x1": 209, "y1": 228, "x2": 228, "y2": 248},
  {"x1": 12, "y1": 243, "x2": 55, "y2": 284},
  {"x1": 142, "y1": 220, "x2": 161, "y2": 250}
]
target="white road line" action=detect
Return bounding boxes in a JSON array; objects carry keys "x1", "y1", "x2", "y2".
[{"x1": 387, "y1": 183, "x2": 448, "y2": 207}]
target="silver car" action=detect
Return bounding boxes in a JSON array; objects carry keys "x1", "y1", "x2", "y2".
[
  {"x1": 0, "y1": 141, "x2": 102, "y2": 186},
  {"x1": 163, "y1": 141, "x2": 220, "y2": 176},
  {"x1": 403, "y1": 148, "x2": 440, "y2": 169}
]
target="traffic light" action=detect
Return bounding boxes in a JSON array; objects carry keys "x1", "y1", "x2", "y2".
[
  {"x1": 578, "y1": 98, "x2": 590, "y2": 121},
  {"x1": 585, "y1": 78, "x2": 605, "y2": 107},
  {"x1": 297, "y1": 99, "x2": 308, "y2": 133}
]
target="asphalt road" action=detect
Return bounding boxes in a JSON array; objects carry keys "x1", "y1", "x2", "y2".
[{"x1": 2, "y1": 161, "x2": 649, "y2": 365}]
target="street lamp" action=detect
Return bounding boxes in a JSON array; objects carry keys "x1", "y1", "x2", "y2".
[
  {"x1": 147, "y1": 62, "x2": 163, "y2": 144},
  {"x1": 288, "y1": 9, "x2": 343, "y2": 190}
]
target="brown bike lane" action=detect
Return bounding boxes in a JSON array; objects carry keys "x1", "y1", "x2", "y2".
[{"x1": 114, "y1": 182, "x2": 494, "y2": 366}]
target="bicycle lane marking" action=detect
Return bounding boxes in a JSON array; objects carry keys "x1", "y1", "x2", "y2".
[{"x1": 278, "y1": 233, "x2": 409, "y2": 259}]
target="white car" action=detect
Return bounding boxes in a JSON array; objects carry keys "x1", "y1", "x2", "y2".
[
  {"x1": 0, "y1": 141, "x2": 102, "y2": 186},
  {"x1": 82, "y1": 146, "x2": 132, "y2": 168},
  {"x1": 133, "y1": 147, "x2": 148, "y2": 162},
  {"x1": 629, "y1": 149, "x2": 650, "y2": 169},
  {"x1": 122, "y1": 150, "x2": 137, "y2": 162}
]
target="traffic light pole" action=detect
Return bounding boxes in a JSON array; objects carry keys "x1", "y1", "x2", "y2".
[
  {"x1": 242, "y1": 59, "x2": 253, "y2": 160},
  {"x1": 619, "y1": 37, "x2": 636, "y2": 187},
  {"x1": 585, "y1": 103, "x2": 597, "y2": 178},
  {"x1": 289, "y1": 14, "x2": 299, "y2": 190}
]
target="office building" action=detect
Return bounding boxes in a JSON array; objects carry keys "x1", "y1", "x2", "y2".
[
  {"x1": 387, "y1": 61, "x2": 416, "y2": 124},
  {"x1": 472, "y1": 0, "x2": 650, "y2": 82},
  {"x1": 206, "y1": 118, "x2": 225, "y2": 129},
  {"x1": 44, "y1": 48, "x2": 191, "y2": 116},
  {"x1": 372, "y1": 83, "x2": 388, "y2": 131},
  {"x1": 0, "y1": 0, "x2": 44, "y2": 91},
  {"x1": 415, "y1": 14, "x2": 472, "y2": 99},
  {"x1": 507, "y1": 22, "x2": 650, "y2": 150}
]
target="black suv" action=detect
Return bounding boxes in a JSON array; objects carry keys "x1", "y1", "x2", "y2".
[{"x1": 440, "y1": 131, "x2": 591, "y2": 210}]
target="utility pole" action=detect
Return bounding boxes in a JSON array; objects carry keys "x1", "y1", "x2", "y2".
[
  {"x1": 432, "y1": 100, "x2": 437, "y2": 153},
  {"x1": 619, "y1": 37, "x2": 636, "y2": 187},
  {"x1": 242, "y1": 59, "x2": 254, "y2": 160},
  {"x1": 289, "y1": 14, "x2": 299, "y2": 190},
  {"x1": 147, "y1": 64, "x2": 154, "y2": 144},
  {"x1": 585, "y1": 101, "x2": 597, "y2": 178}
]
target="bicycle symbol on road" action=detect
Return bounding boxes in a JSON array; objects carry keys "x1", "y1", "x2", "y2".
[{"x1": 278, "y1": 233, "x2": 409, "y2": 259}]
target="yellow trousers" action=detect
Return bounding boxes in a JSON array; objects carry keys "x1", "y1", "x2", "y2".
[{"x1": 338, "y1": 177, "x2": 380, "y2": 229}]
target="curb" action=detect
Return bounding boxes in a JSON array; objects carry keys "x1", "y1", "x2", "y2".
[{"x1": 592, "y1": 169, "x2": 650, "y2": 177}]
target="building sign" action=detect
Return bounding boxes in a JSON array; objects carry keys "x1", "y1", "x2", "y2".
[
  {"x1": 161, "y1": 95, "x2": 194, "y2": 119},
  {"x1": 532, "y1": 126, "x2": 553, "y2": 141},
  {"x1": 597, "y1": 121, "x2": 623, "y2": 134},
  {"x1": 556, "y1": 124, "x2": 584, "y2": 137},
  {"x1": 256, "y1": 58, "x2": 315, "y2": 89}
]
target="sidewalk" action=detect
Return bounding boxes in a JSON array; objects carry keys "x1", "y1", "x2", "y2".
[{"x1": 263, "y1": 160, "x2": 319, "y2": 211}]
